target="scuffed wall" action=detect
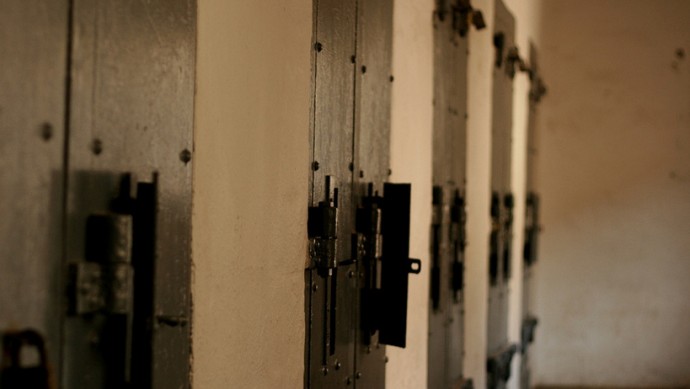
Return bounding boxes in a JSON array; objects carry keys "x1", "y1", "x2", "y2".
[
  {"x1": 533, "y1": 0, "x2": 690, "y2": 386},
  {"x1": 192, "y1": 0, "x2": 311, "y2": 387}
]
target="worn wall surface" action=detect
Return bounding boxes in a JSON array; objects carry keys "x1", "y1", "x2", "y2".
[
  {"x1": 533, "y1": 1, "x2": 690, "y2": 386},
  {"x1": 386, "y1": 0, "x2": 433, "y2": 387},
  {"x1": 192, "y1": 0, "x2": 311, "y2": 387}
]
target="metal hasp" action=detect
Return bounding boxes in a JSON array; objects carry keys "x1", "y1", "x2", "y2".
[
  {"x1": 67, "y1": 173, "x2": 158, "y2": 388},
  {"x1": 378, "y1": 183, "x2": 421, "y2": 348}
]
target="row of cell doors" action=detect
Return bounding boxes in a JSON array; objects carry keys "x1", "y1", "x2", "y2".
[
  {"x1": 1, "y1": 0, "x2": 544, "y2": 388},
  {"x1": 302, "y1": 0, "x2": 546, "y2": 388},
  {"x1": 1, "y1": 1, "x2": 195, "y2": 387}
]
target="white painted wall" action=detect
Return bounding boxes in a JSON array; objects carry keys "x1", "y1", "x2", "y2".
[
  {"x1": 533, "y1": 1, "x2": 690, "y2": 386},
  {"x1": 386, "y1": 0, "x2": 433, "y2": 387},
  {"x1": 192, "y1": 1, "x2": 311, "y2": 387}
]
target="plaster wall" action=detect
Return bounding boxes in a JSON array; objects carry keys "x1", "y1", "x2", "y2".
[
  {"x1": 385, "y1": 0, "x2": 434, "y2": 387},
  {"x1": 533, "y1": 1, "x2": 690, "y2": 386},
  {"x1": 192, "y1": 1, "x2": 311, "y2": 387}
]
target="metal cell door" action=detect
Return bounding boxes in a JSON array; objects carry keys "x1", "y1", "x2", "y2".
[
  {"x1": 428, "y1": 1, "x2": 485, "y2": 388},
  {"x1": 487, "y1": 1, "x2": 518, "y2": 388},
  {"x1": 1, "y1": 1, "x2": 196, "y2": 387},
  {"x1": 0, "y1": 2, "x2": 70, "y2": 387},
  {"x1": 306, "y1": 0, "x2": 419, "y2": 387},
  {"x1": 520, "y1": 42, "x2": 546, "y2": 389}
]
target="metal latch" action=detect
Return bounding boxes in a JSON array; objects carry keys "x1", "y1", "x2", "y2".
[
  {"x1": 66, "y1": 173, "x2": 159, "y2": 386},
  {"x1": 308, "y1": 176, "x2": 339, "y2": 361}
]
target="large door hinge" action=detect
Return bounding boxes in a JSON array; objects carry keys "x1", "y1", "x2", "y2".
[{"x1": 67, "y1": 173, "x2": 158, "y2": 386}]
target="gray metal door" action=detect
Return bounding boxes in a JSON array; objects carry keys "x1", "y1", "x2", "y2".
[
  {"x1": 428, "y1": 1, "x2": 485, "y2": 388},
  {"x1": 1, "y1": 1, "x2": 195, "y2": 387},
  {"x1": 306, "y1": 0, "x2": 358, "y2": 386},
  {"x1": 0, "y1": 2, "x2": 70, "y2": 387},
  {"x1": 487, "y1": 1, "x2": 517, "y2": 388},
  {"x1": 520, "y1": 42, "x2": 546, "y2": 389},
  {"x1": 306, "y1": 0, "x2": 418, "y2": 387}
]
